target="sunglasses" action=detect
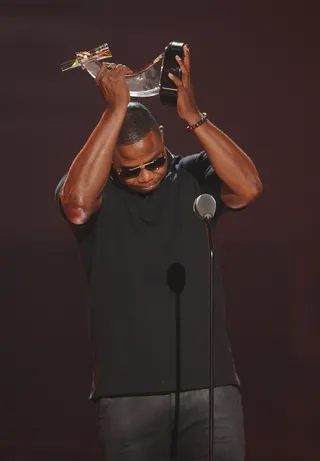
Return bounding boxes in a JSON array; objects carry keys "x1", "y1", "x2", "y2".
[{"x1": 116, "y1": 154, "x2": 166, "y2": 179}]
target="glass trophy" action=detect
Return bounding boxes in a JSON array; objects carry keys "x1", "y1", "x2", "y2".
[{"x1": 60, "y1": 41, "x2": 185, "y2": 105}]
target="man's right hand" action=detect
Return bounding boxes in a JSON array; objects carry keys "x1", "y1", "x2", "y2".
[{"x1": 96, "y1": 63, "x2": 131, "y2": 110}]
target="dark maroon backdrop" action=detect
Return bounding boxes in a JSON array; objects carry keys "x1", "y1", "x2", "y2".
[{"x1": 1, "y1": 1, "x2": 319, "y2": 460}]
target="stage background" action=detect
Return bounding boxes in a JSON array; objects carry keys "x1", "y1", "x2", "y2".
[{"x1": 1, "y1": 1, "x2": 319, "y2": 460}]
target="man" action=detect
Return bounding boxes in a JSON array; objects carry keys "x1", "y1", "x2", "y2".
[{"x1": 55, "y1": 45, "x2": 262, "y2": 461}]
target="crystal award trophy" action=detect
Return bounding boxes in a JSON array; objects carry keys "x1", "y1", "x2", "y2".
[{"x1": 60, "y1": 41, "x2": 185, "y2": 106}]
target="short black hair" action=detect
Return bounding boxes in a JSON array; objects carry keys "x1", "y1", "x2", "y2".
[{"x1": 116, "y1": 102, "x2": 161, "y2": 146}]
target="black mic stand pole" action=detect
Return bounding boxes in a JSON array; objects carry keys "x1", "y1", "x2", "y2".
[
  {"x1": 205, "y1": 217, "x2": 215, "y2": 461},
  {"x1": 193, "y1": 193, "x2": 217, "y2": 461}
]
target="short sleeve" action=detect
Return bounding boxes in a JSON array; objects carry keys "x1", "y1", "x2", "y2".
[
  {"x1": 54, "y1": 174, "x2": 99, "y2": 241},
  {"x1": 179, "y1": 151, "x2": 228, "y2": 216},
  {"x1": 54, "y1": 173, "x2": 68, "y2": 219}
]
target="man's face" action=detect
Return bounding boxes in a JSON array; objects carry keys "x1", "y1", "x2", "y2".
[{"x1": 113, "y1": 129, "x2": 167, "y2": 194}]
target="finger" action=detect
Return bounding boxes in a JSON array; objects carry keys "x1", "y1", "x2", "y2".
[
  {"x1": 175, "y1": 55, "x2": 188, "y2": 75},
  {"x1": 96, "y1": 62, "x2": 108, "y2": 85},
  {"x1": 107, "y1": 62, "x2": 117, "y2": 71},
  {"x1": 113, "y1": 63, "x2": 127, "y2": 71},
  {"x1": 124, "y1": 65, "x2": 134, "y2": 75},
  {"x1": 114, "y1": 63, "x2": 124, "y2": 75},
  {"x1": 118, "y1": 64, "x2": 131, "y2": 72},
  {"x1": 115, "y1": 64, "x2": 131, "y2": 78},
  {"x1": 97, "y1": 62, "x2": 119, "y2": 85},
  {"x1": 183, "y1": 44, "x2": 191, "y2": 73},
  {"x1": 98, "y1": 62, "x2": 115, "y2": 76},
  {"x1": 168, "y1": 72, "x2": 183, "y2": 88},
  {"x1": 175, "y1": 55, "x2": 189, "y2": 86}
]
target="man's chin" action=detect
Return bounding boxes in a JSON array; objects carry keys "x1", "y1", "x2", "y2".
[{"x1": 131, "y1": 181, "x2": 161, "y2": 194}]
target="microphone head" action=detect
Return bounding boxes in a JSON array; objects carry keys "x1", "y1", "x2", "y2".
[{"x1": 193, "y1": 194, "x2": 217, "y2": 220}]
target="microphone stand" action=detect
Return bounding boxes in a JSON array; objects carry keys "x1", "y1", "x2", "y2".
[
  {"x1": 193, "y1": 193, "x2": 217, "y2": 461},
  {"x1": 205, "y1": 217, "x2": 215, "y2": 461},
  {"x1": 167, "y1": 263, "x2": 185, "y2": 461}
]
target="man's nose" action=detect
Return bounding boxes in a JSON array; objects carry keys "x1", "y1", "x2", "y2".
[{"x1": 138, "y1": 168, "x2": 153, "y2": 183}]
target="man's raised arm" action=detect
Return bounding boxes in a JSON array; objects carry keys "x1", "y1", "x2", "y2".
[
  {"x1": 169, "y1": 45, "x2": 263, "y2": 209},
  {"x1": 60, "y1": 63, "x2": 130, "y2": 225}
]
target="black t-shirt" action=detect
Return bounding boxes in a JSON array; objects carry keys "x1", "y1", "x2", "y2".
[{"x1": 55, "y1": 150, "x2": 240, "y2": 399}]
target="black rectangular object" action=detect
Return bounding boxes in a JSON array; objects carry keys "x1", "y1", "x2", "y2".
[{"x1": 160, "y1": 41, "x2": 185, "y2": 106}]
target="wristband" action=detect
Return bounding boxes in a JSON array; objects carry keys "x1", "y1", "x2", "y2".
[{"x1": 186, "y1": 113, "x2": 208, "y2": 132}]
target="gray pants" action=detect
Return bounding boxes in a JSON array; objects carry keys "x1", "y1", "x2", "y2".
[{"x1": 96, "y1": 386, "x2": 245, "y2": 461}]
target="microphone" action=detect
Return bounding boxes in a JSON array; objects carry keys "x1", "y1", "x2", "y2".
[{"x1": 193, "y1": 194, "x2": 217, "y2": 221}]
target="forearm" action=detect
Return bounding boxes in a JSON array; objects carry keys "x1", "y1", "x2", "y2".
[
  {"x1": 62, "y1": 106, "x2": 126, "y2": 212},
  {"x1": 187, "y1": 113, "x2": 263, "y2": 201}
]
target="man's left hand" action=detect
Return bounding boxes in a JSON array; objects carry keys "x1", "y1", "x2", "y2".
[{"x1": 168, "y1": 44, "x2": 201, "y2": 125}]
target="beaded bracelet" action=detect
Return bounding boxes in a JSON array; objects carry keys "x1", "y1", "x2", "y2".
[{"x1": 186, "y1": 113, "x2": 208, "y2": 132}]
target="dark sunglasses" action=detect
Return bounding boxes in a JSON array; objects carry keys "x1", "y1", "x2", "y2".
[{"x1": 117, "y1": 155, "x2": 166, "y2": 179}]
